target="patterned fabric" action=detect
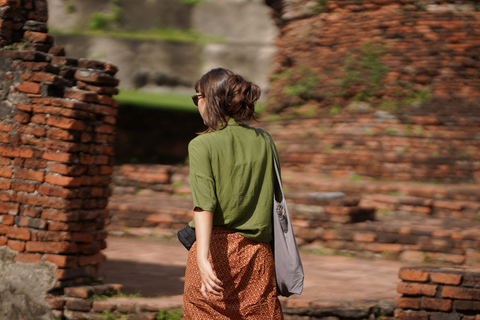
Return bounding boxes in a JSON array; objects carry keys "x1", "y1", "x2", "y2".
[{"x1": 183, "y1": 227, "x2": 283, "y2": 319}]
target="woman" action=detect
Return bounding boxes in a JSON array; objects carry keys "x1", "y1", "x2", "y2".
[{"x1": 183, "y1": 68, "x2": 283, "y2": 319}]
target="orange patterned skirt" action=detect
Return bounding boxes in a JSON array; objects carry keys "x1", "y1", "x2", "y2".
[{"x1": 183, "y1": 227, "x2": 283, "y2": 319}]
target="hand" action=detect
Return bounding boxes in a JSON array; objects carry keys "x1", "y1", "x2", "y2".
[{"x1": 197, "y1": 258, "x2": 223, "y2": 300}]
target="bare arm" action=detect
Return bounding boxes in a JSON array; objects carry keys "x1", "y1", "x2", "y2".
[{"x1": 194, "y1": 208, "x2": 223, "y2": 299}]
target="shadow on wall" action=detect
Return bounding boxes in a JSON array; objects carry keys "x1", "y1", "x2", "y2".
[
  {"x1": 99, "y1": 259, "x2": 186, "y2": 297},
  {"x1": 115, "y1": 106, "x2": 205, "y2": 165}
]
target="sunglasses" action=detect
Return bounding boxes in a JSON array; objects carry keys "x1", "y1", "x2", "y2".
[{"x1": 191, "y1": 94, "x2": 204, "y2": 106}]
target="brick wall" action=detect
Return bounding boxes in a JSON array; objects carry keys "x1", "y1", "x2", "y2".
[
  {"x1": 0, "y1": 0, "x2": 119, "y2": 289},
  {"x1": 261, "y1": 113, "x2": 480, "y2": 183},
  {"x1": 396, "y1": 266, "x2": 480, "y2": 319},
  {"x1": 266, "y1": 0, "x2": 480, "y2": 114}
]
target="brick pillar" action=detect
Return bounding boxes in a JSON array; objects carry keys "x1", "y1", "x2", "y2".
[
  {"x1": 0, "y1": 0, "x2": 119, "y2": 293},
  {"x1": 396, "y1": 266, "x2": 480, "y2": 319}
]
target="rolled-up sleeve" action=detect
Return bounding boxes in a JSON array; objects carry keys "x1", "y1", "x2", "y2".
[{"x1": 188, "y1": 139, "x2": 217, "y2": 213}]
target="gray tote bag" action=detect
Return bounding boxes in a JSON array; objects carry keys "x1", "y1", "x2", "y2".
[{"x1": 264, "y1": 132, "x2": 304, "y2": 297}]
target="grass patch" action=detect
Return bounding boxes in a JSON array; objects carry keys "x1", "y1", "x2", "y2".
[
  {"x1": 50, "y1": 27, "x2": 223, "y2": 44},
  {"x1": 156, "y1": 309, "x2": 183, "y2": 320},
  {"x1": 116, "y1": 89, "x2": 198, "y2": 112},
  {"x1": 116, "y1": 89, "x2": 265, "y2": 114}
]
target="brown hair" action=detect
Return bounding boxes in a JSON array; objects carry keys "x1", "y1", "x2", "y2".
[{"x1": 194, "y1": 68, "x2": 261, "y2": 132}]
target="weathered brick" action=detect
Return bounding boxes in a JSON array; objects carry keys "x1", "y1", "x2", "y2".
[
  {"x1": 397, "y1": 297, "x2": 421, "y2": 310},
  {"x1": 64, "y1": 298, "x2": 92, "y2": 312},
  {"x1": 92, "y1": 300, "x2": 116, "y2": 312},
  {"x1": 46, "y1": 116, "x2": 86, "y2": 131},
  {"x1": 44, "y1": 254, "x2": 77, "y2": 268},
  {"x1": 353, "y1": 233, "x2": 376, "y2": 242},
  {"x1": 42, "y1": 151, "x2": 77, "y2": 163},
  {"x1": 0, "y1": 179, "x2": 11, "y2": 190},
  {"x1": 12, "y1": 110, "x2": 31, "y2": 124},
  {"x1": 14, "y1": 253, "x2": 42, "y2": 263},
  {"x1": 31, "y1": 230, "x2": 72, "y2": 242},
  {"x1": 41, "y1": 209, "x2": 81, "y2": 222},
  {"x1": 454, "y1": 299, "x2": 480, "y2": 312},
  {"x1": 16, "y1": 81, "x2": 40, "y2": 94},
  {"x1": 399, "y1": 267, "x2": 430, "y2": 282},
  {"x1": 7, "y1": 239, "x2": 26, "y2": 252},
  {"x1": 430, "y1": 272, "x2": 462, "y2": 285},
  {"x1": 423, "y1": 297, "x2": 452, "y2": 312},
  {"x1": 7, "y1": 227, "x2": 31, "y2": 241},
  {"x1": 11, "y1": 181, "x2": 36, "y2": 193},
  {"x1": 64, "y1": 286, "x2": 94, "y2": 299},
  {"x1": 1, "y1": 215, "x2": 15, "y2": 225},
  {"x1": 394, "y1": 309, "x2": 429, "y2": 320},
  {"x1": 46, "y1": 128, "x2": 75, "y2": 141},
  {"x1": 26, "y1": 241, "x2": 78, "y2": 254},
  {"x1": 442, "y1": 286, "x2": 480, "y2": 300},
  {"x1": 64, "y1": 88, "x2": 97, "y2": 103},
  {"x1": 57, "y1": 267, "x2": 87, "y2": 280},
  {"x1": 0, "y1": 167, "x2": 12, "y2": 179},
  {"x1": 37, "y1": 184, "x2": 74, "y2": 198},
  {"x1": 44, "y1": 174, "x2": 83, "y2": 187},
  {"x1": 397, "y1": 282, "x2": 437, "y2": 297},
  {"x1": 13, "y1": 169, "x2": 45, "y2": 182},
  {"x1": 77, "y1": 253, "x2": 106, "y2": 267}
]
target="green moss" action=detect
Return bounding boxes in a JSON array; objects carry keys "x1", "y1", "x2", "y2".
[
  {"x1": 64, "y1": 0, "x2": 76, "y2": 13},
  {"x1": 329, "y1": 104, "x2": 342, "y2": 115},
  {"x1": 156, "y1": 309, "x2": 183, "y2": 320}
]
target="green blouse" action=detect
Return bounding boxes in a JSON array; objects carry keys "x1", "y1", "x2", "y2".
[{"x1": 187, "y1": 118, "x2": 281, "y2": 243}]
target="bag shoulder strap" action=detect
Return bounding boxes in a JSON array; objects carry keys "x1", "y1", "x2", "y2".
[{"x1": 260, "y1": 130, "x2": 285, "y2": 198}]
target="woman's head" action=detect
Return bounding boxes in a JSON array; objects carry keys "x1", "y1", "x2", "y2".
[{"x1": 193, "y1": 68, "x2": 261, "y2": 131}]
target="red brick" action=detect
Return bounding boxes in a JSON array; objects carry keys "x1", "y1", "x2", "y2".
[
  {"x1": 14, "y1": 253, "x2": 42, "y2": 263},
  {"x1": 23, "y1": 158, "x2": 47, "y2": 169},
  {"x1": 21, "y1": 206, "x2": 42, "y2": 218},
  {"x1": 92, "y1": 300, "x2": 116, "y2": 312},
  {"x1": 1, "y1": 215, "x2": 15, "y2": 225},
  {"x1": 31, "y1": 72, "x2": 56, "y2": 83},
  {"x1": 44, "y1": 253, "x2": 78, "y2": 268},
  {"x1": 397, "y1": 297, "x2": 421, "y2": 310},
  {"x1": 353, "y1": 233, "x2": 376, "y2": 242},
  {"x1": 77, "y1": 253, "x2": 106, "y2": 267},
  {"x1": 399, "y1": 267, "x2": 430, "y2": 282},
  {"x1": 454, "y1": 300, "x2": 480, "y2": 312},
  {"x1": 0, "y1": 122, "x2": 13, "y2": 132},
  {"x1": 45, "y1": 174, "x2": 83, "y2": 187},
  {"x1": 7, "y1": 227, "x2": 31, "y2": 241},
  {"x1": 72, "y1": 232, "x2": 95, "y2": 243},
  {"x1": 0, "y1": 236, "x2": 6, "y2": 246},
  {"x1": 95, "y1": 124, "x2": 115, "y2": 134},
  {"x1": 442, "y1": 286, "x2": 480, "y2": 300},
  {"x1": 0, "y1": 179, "x2": 11, "y2": 190},
  {"x1": 0, "y1": 145, "x2": 18, "y2": 157},
  {"x1": 57, "y1": 267, "x2": 87, "y2": 280},
  {"x1": 46, "y1": 116, "x2": 86, "y2": 131},
  {"x1": 394, "y1": 309, "x2": 429, "y2": 320},
  {"x1": 31, "y1": 114, "x2": 47, "y2": 125},
  {"x1": 46, "y1": 128, "x2": 75, "y2": 141},
  {"x1": 423, "y1": 297, "x2": 452, "y2": 312},
  {"x1": 16, "y1": 125, "x2": 46, "y2": 137},
  {"x1": 41, "y1": 209, "x2": 80, "y2": 222},
  {"x1": 17, "y1": 147, "x2": 34, "y2": 158},
  {"x1": 16, "y1": 81, "x2": 40, "y2": 94},
  {"x1": 64, "y1": 88, "x2": 97, "y2": 103},
  {"x1": 397, "y1": 282, "x2": 437, "y2": 297},
  {"x1": 42, "y1": 151, "x2": 76, "y2": 163},
  {"x1": 31, "y1": 230, "x2": 72, "y2": 242},
  {"x1": 64, "y1": 286, "x2": 94, "y2": 299},
  {"x1": 0, "y1": 167, "x2": 12, "y2": 179},
  {"x1": 26, "y1": 241, "x2": 78, "y2": 254},
  {"x1": 7, "y1": 240, "x2": 26, "y2": 252},
  {"x1": 16, "y1": 104, "x2": 32, "y2": 112},
  {"x1": 430, "y1": 272, "x2": 462, "y2": 285},
  {"x1": 13, "y1": 169, "x2": 45, "y2": 182},
  {"x1": 48, "y1": 221, "x2": 82, "y2": 231},
  {"x1": 12, "y1": 110, "x2": 31, "y2": 124},
  {"x1": 15, "y1": 193, "x2": 80, "y2": 210},
  {"x1": 11, "y1": 181, "x2": 36, "y2": 193},
  {"x1": 23, "y1": 31, "x2": 54, "y2": 44},
  {"x1": 37, "y1": 184, "x2": 74, "y2": 198}
]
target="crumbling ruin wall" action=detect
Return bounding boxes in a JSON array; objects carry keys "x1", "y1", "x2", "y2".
[
  {"x1": 266, "y1": 0, "x2": 480, "y2": 114},
  {"x1": 0, "y1": 0, "x2": 119, "y2": 319}
]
